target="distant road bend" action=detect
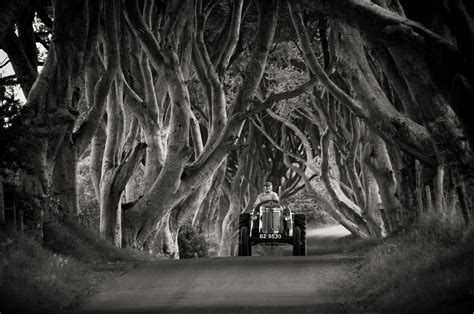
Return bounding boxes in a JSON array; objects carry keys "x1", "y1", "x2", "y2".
[{"x1": 78, "y1": 225, "x2": 359, "y2": 314}]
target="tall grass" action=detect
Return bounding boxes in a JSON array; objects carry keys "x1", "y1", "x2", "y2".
[
  {"x1": 0, "y1": 236, "x2": 92, "y2": 313},
  {"x1": 348, "y1": 213, "x2": 474, "y2": 313},
  {"x1": 0, "y1": 219, "x2": 154, "y2": 314},
  {"x1": 43, "y1": 218, "x2": 151, "y2": 262}
]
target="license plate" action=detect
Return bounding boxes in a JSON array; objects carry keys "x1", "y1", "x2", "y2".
[{"x1": 259, "y1": 233, "x2": 282, "y2": 240}]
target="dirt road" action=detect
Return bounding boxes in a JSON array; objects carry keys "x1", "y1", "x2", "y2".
[{"x1": 78, "y1": 225, "x2": 359, "y2": 314}]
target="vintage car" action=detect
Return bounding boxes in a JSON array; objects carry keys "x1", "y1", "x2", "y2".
[{"x1": 238, "y1": 200, "x2": 306, "y2": 256}]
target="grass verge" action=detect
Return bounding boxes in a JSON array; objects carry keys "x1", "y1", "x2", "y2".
[
  {"x1": 343, "y1": 214, "x2": 474, "y2": 313},
  {"x1": 0, "y1": 219, "x2": 155, "y2": 314}
]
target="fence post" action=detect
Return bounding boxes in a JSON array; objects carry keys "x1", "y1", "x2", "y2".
[
  {"x1": 13, "y1": 202, "x2": 17, "y2": 231},
  {"x1": 20, "y1": 210, "x2": 24, "y2": 235},
  {"x1": 0, "y1": 176, "x2": 5, "y2": 224}
]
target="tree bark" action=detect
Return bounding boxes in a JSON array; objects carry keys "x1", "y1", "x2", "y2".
[
  {"x1": 52, "y1": 142, "x2": 78, "y2": 215},
  {"x1": 320, "y1": 129, "x2": 371, "y2": 238},
  {"x1": 90, "y1": 124, "x2": 106, "y2": 203},
  {"x1": 219, "y1": 131, "x2": 252, "y2": 256},
  {"x1": 15, "y1": 0, "x2": 93, "y2": 240},
  {"x1": 425, "y1": 185, "x2": 434, "y2": 213},
  {"x1": 192, "y1": 163, "x2": 226, "y2": 232},
  {"x1": 345, "y1": 116, "x2": 366, "y2": 209},
  {"x1": 219, "y1": 192, "x2": 241, "y2": 256},
  {"x1": 361, "y1": 157, "x2": 384, "y2": 237},
  {"x1": 364, "y1": 133, "x2": 402, "y2": 234}
]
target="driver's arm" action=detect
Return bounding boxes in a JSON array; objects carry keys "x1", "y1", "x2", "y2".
[{"x1": 253, "y1": 194, "x2": 263, "y2": 207}]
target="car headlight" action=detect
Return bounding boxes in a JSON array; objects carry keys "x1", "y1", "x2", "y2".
[
  {"x1": 284, "y1": 216, "x2": 290, "y2": 221},
  {"x1": 251, "y1": 215, "x2": 258, "y2": 220}
]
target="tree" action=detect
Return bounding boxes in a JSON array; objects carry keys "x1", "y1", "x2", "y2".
[{"x1": 2, "y1": 0, "x2": 473, "y2": 257}]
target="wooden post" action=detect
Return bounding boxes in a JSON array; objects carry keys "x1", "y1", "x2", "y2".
[
  {"x1": 0, "y1": 176, "x2": 5, "y2": 224},
  {"x1": 19, "y1": 210, "x2": 24, "y2": 235},
  {"x1": 415, "y1": 160, "x2": 424, "y2": 217},
  {"x1": 434, "y1": 166, "x2": 445, "y2": 216},
  {"x1": 13, "y1": 202, "x2": 17, "y2": 231}
]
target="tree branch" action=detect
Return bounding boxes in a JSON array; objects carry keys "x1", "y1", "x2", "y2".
[
  {"x1": 251, "y1": 117, "x2": 306, "y2": 164},
  {"x1": 112, "y1": 142, "x2": 147, "y2": 193},
  {"x1": 240, "y1": 76, "x2": 319, "y2": 120},
  {"x1": 0, "y1": 29, "x2": 37, "y2": 96},
  {"x1": 122, "y1": 0, "x2": 172, "y2": 70},
  {"x1": 215, "y1": 0, "x2": 244, "y2": 77},
  {"x1": 320, "y1": 128, "x2": 371, "y2": 237}
]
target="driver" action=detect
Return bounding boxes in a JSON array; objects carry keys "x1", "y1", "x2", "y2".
[{"x1": 254, "y1": 181, "x2": 279, "y2": 206}]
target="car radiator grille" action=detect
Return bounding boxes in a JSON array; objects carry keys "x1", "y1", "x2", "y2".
[{"x1": 260, "y1": 207, "x2": 281, "y2": 233}]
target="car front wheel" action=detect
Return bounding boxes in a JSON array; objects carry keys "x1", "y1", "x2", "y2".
[{"x1": 239, "y1": 226, "x2": 250, "y2": 256}]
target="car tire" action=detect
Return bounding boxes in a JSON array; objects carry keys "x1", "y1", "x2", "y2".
[
  {"x1": 239, "y1": 213, "x2": 251, "y2": 228},
  {"x1": 294, "y1": 214, "x2": 306, "y2": 256},
  {"x1": 239, "y1": 214, "x2": 251, "y2": 256},
  {"x1": 239, "y1": 226, "x2": 250, "y2": 256},
  {"x1": 293, "y1": 226, "x2": 301, "y2": 256}
]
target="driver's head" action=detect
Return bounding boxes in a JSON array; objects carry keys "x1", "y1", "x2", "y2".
[{"x1": 263, "y1": 182, "x2": 272, "y2": 191}]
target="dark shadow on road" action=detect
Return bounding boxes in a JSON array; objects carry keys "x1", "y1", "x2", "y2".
[{"x1": 79, "y1": 303, "x2": 350, "y2": 314}]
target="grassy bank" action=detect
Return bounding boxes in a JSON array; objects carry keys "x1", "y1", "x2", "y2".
[
  {"x1": 343, "y1": 214, "x2": 474, "y2": 313},
  {"x1": 0, "y1": 219, "x2": 154, "y2": 314}
]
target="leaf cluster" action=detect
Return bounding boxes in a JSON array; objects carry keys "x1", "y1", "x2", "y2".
[{"x1": 0, "y1": 96, "x2": 30, "y2": 175}]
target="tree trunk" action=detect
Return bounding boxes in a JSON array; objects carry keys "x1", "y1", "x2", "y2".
[
  {"x1": 345, "y1": 116, "x2": 366, "y2": 209},
  {"x1": 320, "y1": 129, "x2": 371, "y2": 238},
  {"x1": 52, "y1": 142, "x2": 78, "y2": 215},
  {"x1": 99, "y1": 171, "x2": 122, "y2": 243},
  {"x1": 361, "y1": 159, "x2": 384, "y2": 237},
  {"x1": 364, "y1": 134, "x2": 403, "y2": 234},
  {"x1": 170, "y1": 177, "x2": 214, "y2": 258},
  {"x1": 425, "y1": 185, "x2": 434, "y2": 213},
  {"x1": 218, "y1": 138, "x2": 251, "y2": 256},
  {"x1": 215, "y1": 194, "x2": 230, "y2": 245},
  {"x1": 90, "y1": 124, "x2": 106, "y2": 203},
  {"x1": 192, "y1": 163, "x2": 226, "y2": 233},
  {"x1": 219, "y1": 193, "x2": 241, "y2": 256},
  {"x1": 159, "y1": 213, "x2": 179, "y2": 259}
]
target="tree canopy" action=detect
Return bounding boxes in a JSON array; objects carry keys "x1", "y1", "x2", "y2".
[{"x1": 0, "y1": 0, "x2": 473, "y2": 256}]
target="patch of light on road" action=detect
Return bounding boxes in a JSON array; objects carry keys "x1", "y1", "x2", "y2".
[{"x1": 307, "y1": 224, "x2": 351, "y2": 238}]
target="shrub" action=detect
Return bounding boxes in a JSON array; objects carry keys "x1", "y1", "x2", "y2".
[{"x1": 178, "y1": 224, "x2": 210, "y2": 259}]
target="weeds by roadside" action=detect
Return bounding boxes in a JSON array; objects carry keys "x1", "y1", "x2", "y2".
[
  {"x1": 0, "y1": 219, "x2": 155, "y2": 314},
  {"x1": 343, "y1": 213, "x2": 474, "y2": 313}
]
